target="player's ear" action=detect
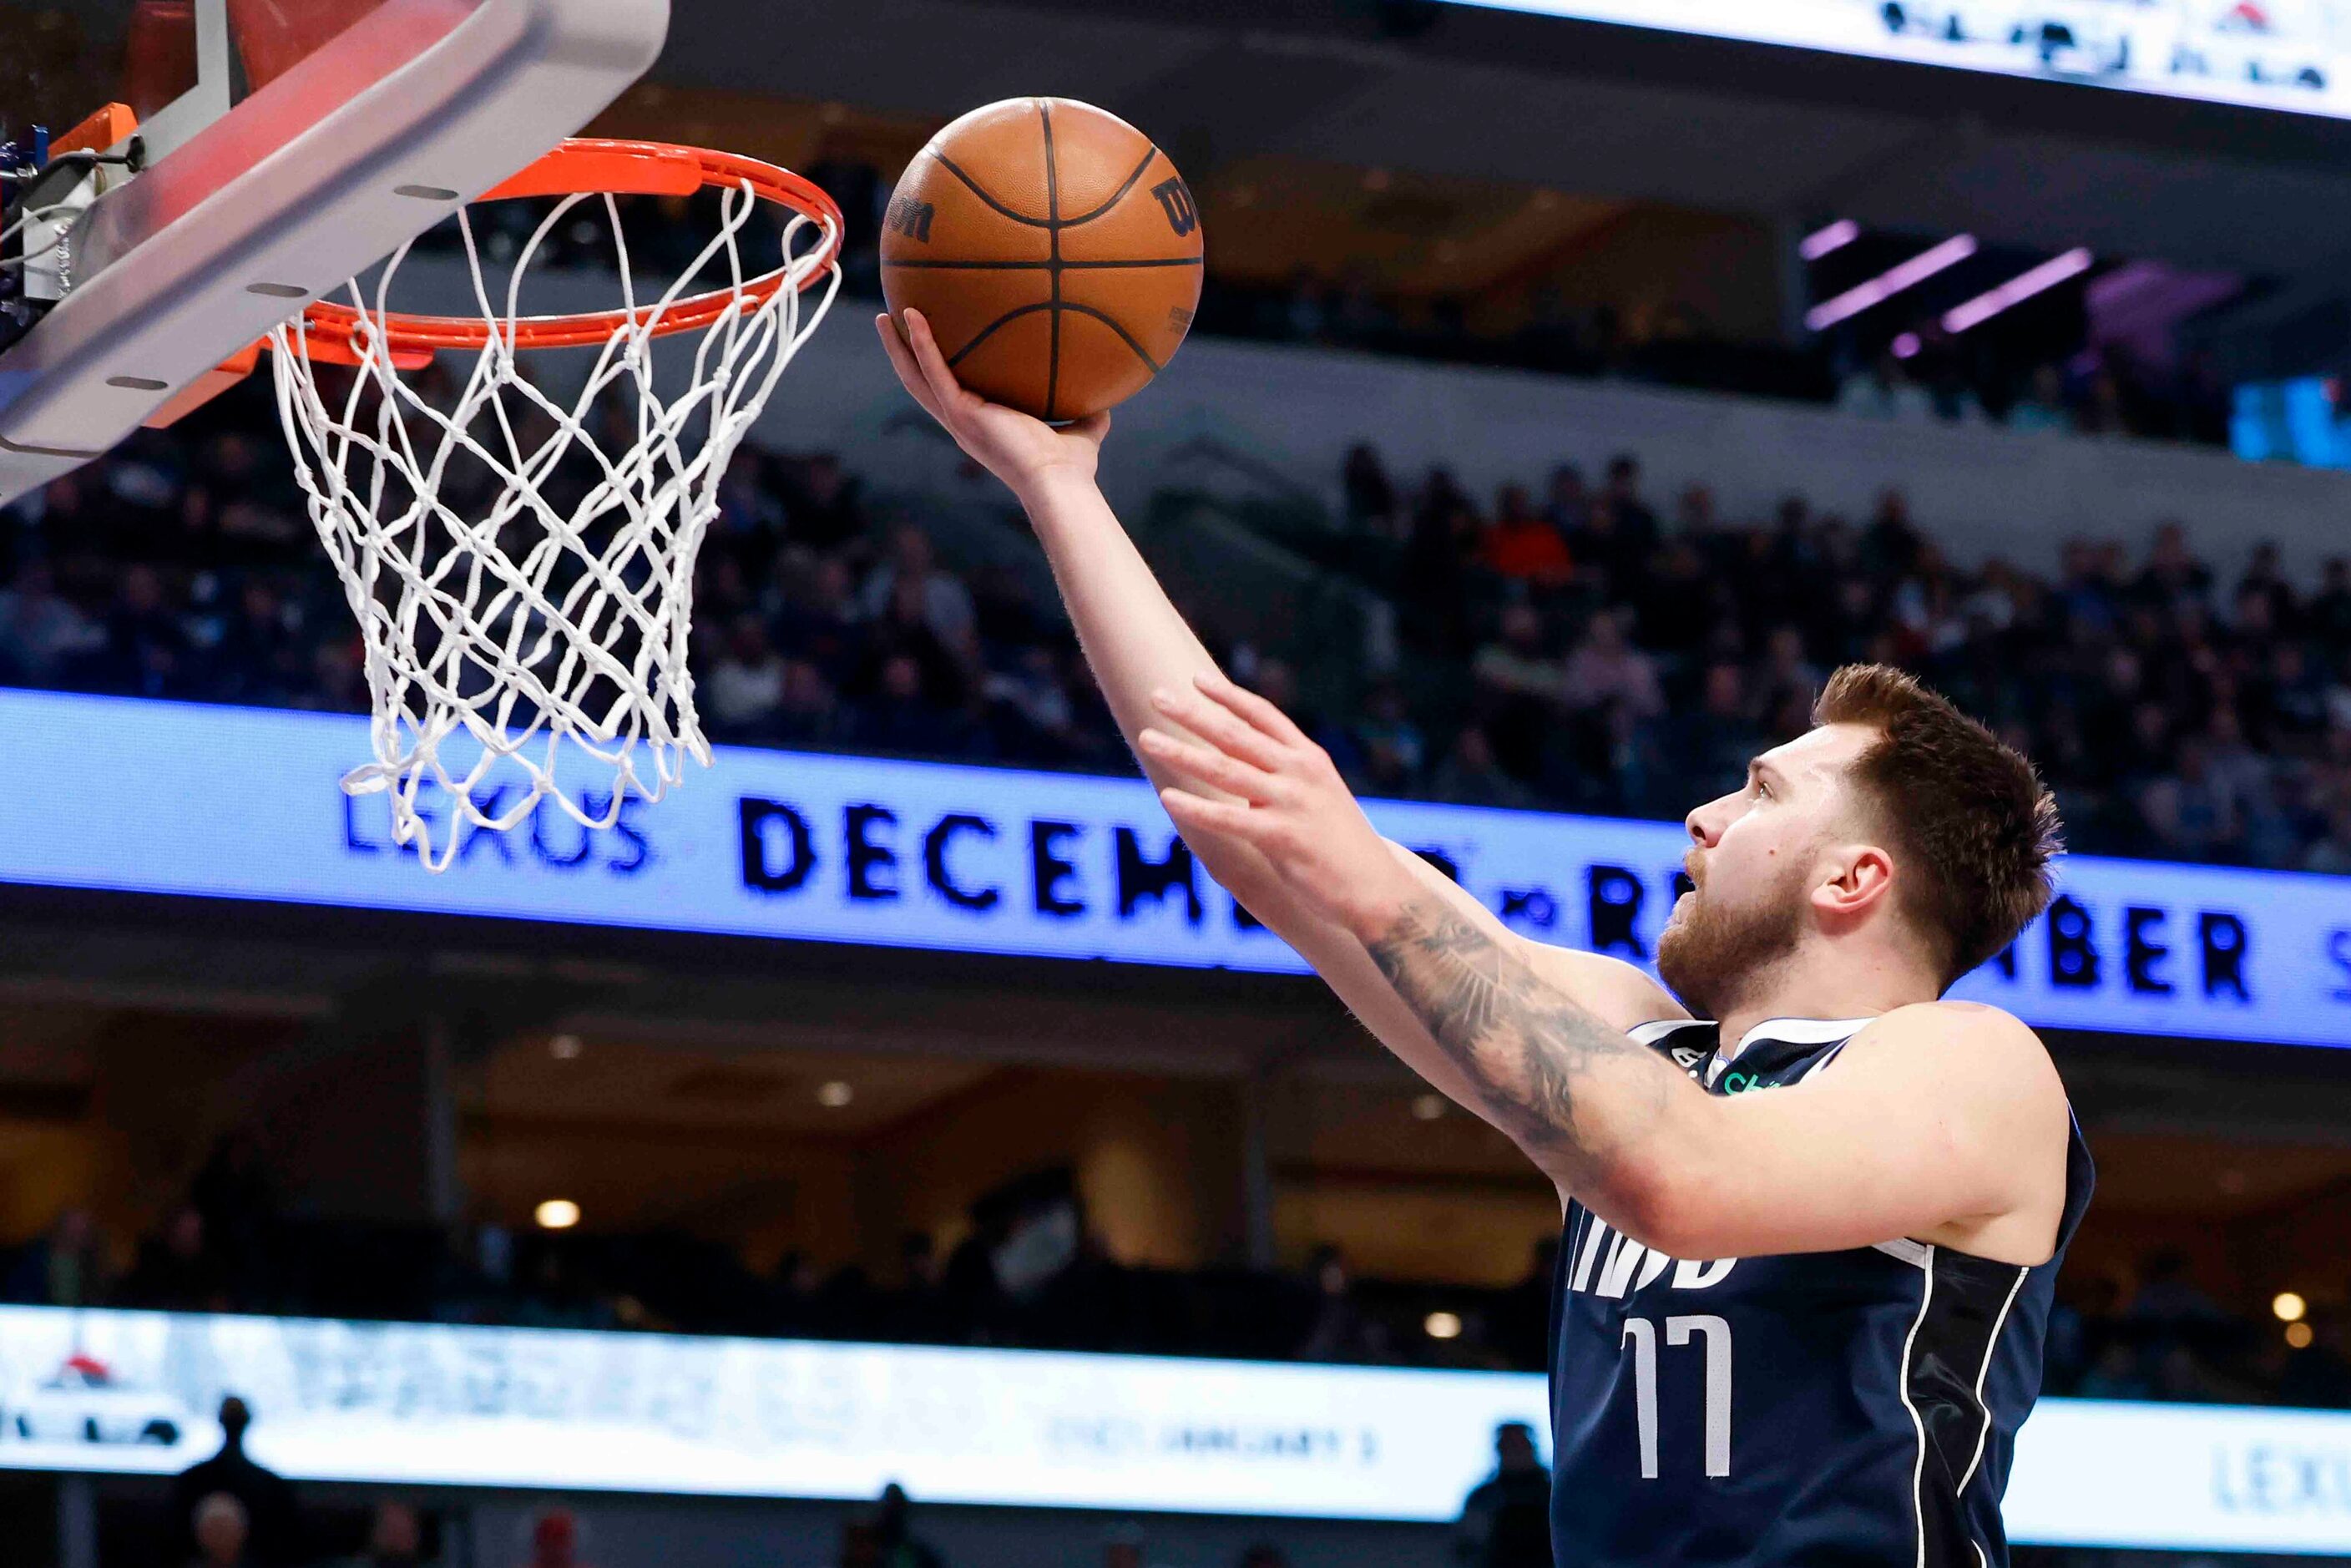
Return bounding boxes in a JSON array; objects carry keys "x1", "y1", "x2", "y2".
[{"x1": 1813, "y1": 843, "x2": 1896, "y2": 922}]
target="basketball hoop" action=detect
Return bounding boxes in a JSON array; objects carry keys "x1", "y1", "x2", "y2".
[{"x1": 264, "y1": 138, "x2": 843, "y2": 872}]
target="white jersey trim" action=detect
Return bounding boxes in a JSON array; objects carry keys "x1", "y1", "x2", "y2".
[
  {"x1": 1955, "y1": 1266, "x2": 2032, "y2": 1498},
  {"x1": 1898, "y1": 1243, "x2": 1938, "y2": 1568},
  {"x1": 1873, "y1": 1237, "x2": 1934, "y2": 1268}
]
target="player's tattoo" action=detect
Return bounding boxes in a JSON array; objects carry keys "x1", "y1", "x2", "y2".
[{"x1": 1363, "y1": 895, "x2": 1676, "y2": 1186}]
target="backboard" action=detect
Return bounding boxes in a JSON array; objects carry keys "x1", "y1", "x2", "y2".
[{"x1": 0, "y1": 0, "x2": 670, "y2": 508}]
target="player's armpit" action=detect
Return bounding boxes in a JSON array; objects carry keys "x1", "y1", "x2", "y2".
[
  {"x1": 1386, "y1": 839, "x2": 1692, "y2": 1035},
  {"x1": 1630, "y1": 1002, "x2": 2070, "y2": 1267}
]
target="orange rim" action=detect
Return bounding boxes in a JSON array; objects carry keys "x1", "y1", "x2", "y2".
[{"x1": 285, "y1": 139, "x2": 844, "y2": 366}]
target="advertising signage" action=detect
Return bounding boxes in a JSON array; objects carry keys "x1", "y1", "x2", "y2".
[
  {"x1": 0, "y1": 1306, "x2": 2347, "y2": 1551},
  {"x1": 1437, "y1": 0, "x2": 2351, "y2": 119},
  {"x1": 3, "y1": 688, "x2": 2349, "y2": 1049}
]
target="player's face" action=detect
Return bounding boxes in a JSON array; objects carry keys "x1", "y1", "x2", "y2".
[{"x1": 1657, "y1": 725, "x2": 1878, "y2": 1014}]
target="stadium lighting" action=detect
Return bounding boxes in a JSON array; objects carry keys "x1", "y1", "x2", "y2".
[
  {"x1": 817, "y1": 1080, "x2": 855, "y2": 1108},
  {"x1": 549, "y1": 1034, "x2": 583, "y2": 1060},
  {"x1": 1424, "y1": 1312, "x2": 1464, "y2": 1340},
  {"x1": 535, "y1": 1199, "x2": 581, "y2": 1231},
  {"x1": 1805, "y1": 235, "x2": 1979, "y2": 331},
  {"x1": 1941, "y1": 248, "x2": 2095, "y2": 334},
  {"x1": 1411, "y1": 1093, "x2": 1447, "y2": 1121},
  {"x1": 1891, "y1": 332, "x2": 1921, "y2": 360},
  {"x1": 2288, "y1": 1322, "x2": 2316, "y2": 1348},
  {"x1": 2274, "y1": 1291, "x2": 2308, "y2": 1323},
  {"x1": 1800, "y1": 219, "x2": 1859, "y2": 260}
]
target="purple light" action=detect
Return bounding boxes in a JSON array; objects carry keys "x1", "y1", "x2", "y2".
[
  {"x1": 1892, "y1": 332, "x2": 1921, "y2": 359},
  {"x1": 1941, "y1": 248, "x2": 2096, "y2": 333},
  {"x1": 1800, "y1": 219, "x2": 1860, "y2": 260},
  {"x1": 1805, "y1": 235, "x2": 1979, "y2": 331}
]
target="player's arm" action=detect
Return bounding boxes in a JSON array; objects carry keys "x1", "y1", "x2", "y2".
[
  {"x1": 1654, "y1": 1002, "x2": 2070, "y2": 1261},
  {"x1": 1350, "y1": 881, "x2": 2062, "y2": 1257},
  {"x1": 871, "y1": 310, "x2": 1680, "y2": 1115},
  {"x1": 1140, "y1": 680, "x2": 2060, "y2": 1252}
]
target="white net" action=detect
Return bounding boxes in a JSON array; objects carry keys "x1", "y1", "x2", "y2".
[{"x1": 268, "y1": 172, "x2": 839, "y2": 871}]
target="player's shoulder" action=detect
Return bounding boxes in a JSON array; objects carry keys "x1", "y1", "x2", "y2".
[{"x1": 1846, "y1": 1000, "x2": 2063, "y2": 1099}]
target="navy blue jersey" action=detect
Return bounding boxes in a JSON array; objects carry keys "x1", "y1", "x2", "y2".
[{"x1": 1550, "y1": 1016, "x2": 2094, "y2": 1567}]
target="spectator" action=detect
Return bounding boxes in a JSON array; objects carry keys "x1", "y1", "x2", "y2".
[
  {"x1": 780, "y1": 452, "x2": 867, "y2": 552},
  {"x1": 1560, "y1": 608, "x2": 1663, "y2": 720},
  {"x1": 1297, "y1": 1245, "x2": 1387, "y2": 1363},
  {"x1": 2129, "y1": 1252, "x2": 2227, "y2": 1330},
  {"x1": 1429, "y1": 725, "x2": 1535, "y2": 810},
  {"x1": 170, "y1": 1397, "x2": 299, "y2": 1568},
  {"x1": 191, "y1": 1493, "x2": 255, "y2": 1568},
  {"x1": 851, "y1": 651, "x2": 971, "y2": 757},
  {"x1": 124, "y1": 1206, "x2": 230, "y2": 1312},
  {"x1": 1600, "y1": 454, "x2": 1659, "y2": 546},
  {"x1": 774, "y1": 657, "x2": 844, "y2": 747},
  {"x1": 1350, "y1": 680, "x2": 1427, "y2": 794},
  {"x1": 96, "y1": 561, "x2": 193, "y2": 697},
  {"x1": 1479, "y1": 484, "x2": 1572, "y2": 586},
  {"x1": 1454, "y1": 1422, "x2": 1552, "y2": 1567},
  {"x1": 704, "y1": 616, "x2": 788, "y2": 736},
  {"x1": 1540, "y1": 463, "x2": 1588, "y2": 534},
  {"x1": 1663, "y1": 660, "x2": 1763, "y2": 799},
  {"x1": 1838, "y1": 352, "x2": 1937, "y2": 423},
  {"x1": 0, "y1": 560, "x2": 103, "y2": 683},
  {"x1": 2077, "y1": 1341, "x2": 2155, "y2": 1401},
  {"x1": 5, "y1": 1206, "x2": 109, "y2": 1307},
  {"x1": 2007, "y1": 365, "x2": 2075, "y2": 434},
  {"x1": 1101, "y1": 1524, "x2": 1168, "y2": 1568},
  {"x1": 871, "y1": 1483, "x2": 946, "y2": 1568},
  {"x1": 522, "y1": 1509, "x2": 591, "y2": 1568},
  {"x1": 341, "y1": 1501, "x2": 431, "y2": 1568},
  {"x1": 1342, "y1": 443, "x2": 1398, "y2": 535},
  {"x1": 859, "y1": 523, "x2": 977, "y2": 649}
]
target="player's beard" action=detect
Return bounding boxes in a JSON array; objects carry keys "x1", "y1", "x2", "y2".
[{"x1": 1656, "y1": 857, "x2": 1809, "y2": 1020}]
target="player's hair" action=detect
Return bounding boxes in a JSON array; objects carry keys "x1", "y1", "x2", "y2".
[{"x1": 1813, "y1": 664, "x2": 2061, "y2": 990}]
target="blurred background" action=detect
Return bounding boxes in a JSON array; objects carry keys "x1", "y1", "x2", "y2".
[{"x1": 10, "y1": 0, "x2": 2351, "y2": 1563}]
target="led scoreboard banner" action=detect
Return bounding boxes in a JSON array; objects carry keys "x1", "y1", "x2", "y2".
[
  {"x1": 1433, "y1": 0, "x2": 2351, "y2": 120},
  {"x1": 0, "y1": 1305, "x2": 2346, "y2": 1551},
  {"x1": 2, "y1": 690, "x2": 2348, "y2": 1049}
]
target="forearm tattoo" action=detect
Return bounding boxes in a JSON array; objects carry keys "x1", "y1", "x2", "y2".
[{"x1": 1363, "y1": 896, "x2": 1677, "y2": 1187}]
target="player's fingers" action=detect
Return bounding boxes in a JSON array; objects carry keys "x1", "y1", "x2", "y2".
[
  {"x1": 902, "y1": 309, "x2": 982, "y2": 418},
  {"x1": 1159, "y1": 787, "x2": 1263, "y2": 842},
  {"x1": 1150, "y1": 685, "x2": 1290, "y2": 772},
  {"x1": 1137, "y1": 726, "x2": 1279, "y2": 802},
  {"x1": 873, "y1": 314, "x2": 948, "y2": 424},
  {"x1": 1192, "y1": 668, "x2": 1314, "y2": 750}
]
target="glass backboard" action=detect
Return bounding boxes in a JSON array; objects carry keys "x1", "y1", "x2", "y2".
[{"x1": 0, "y1": 0, "x2": 670, "y2": 508}]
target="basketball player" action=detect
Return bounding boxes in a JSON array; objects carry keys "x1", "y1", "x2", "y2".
[{"x1": 879, "y1": 307, "x2": 2091, "y2": 1566}]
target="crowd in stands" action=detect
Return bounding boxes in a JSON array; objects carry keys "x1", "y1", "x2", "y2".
[
  {"x1": 1324, "y1": 444, "x2": 2351, "y2": 870},
  {"x1": 5, "y1": 1146, "x2": 2343, "y2": 1420},
  {"x1": 6, "y1": 378, "x2": 2351, "y2": 870},
  {"x1": 796, "y1": 158, "x2": 2235, "y2": 451}
]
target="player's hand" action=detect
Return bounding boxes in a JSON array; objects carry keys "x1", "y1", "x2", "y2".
[
  {"x1": 1138, "y1": 670, "x2": 1418, "y2": 940},
  {"x1": 875, "y1": 309, "x2": 1109, "y2": 500}
]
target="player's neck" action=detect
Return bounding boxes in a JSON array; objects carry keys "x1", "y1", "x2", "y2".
[{"x1": 1711, "y1": 951, "x2": 1939, "y2": 1060}]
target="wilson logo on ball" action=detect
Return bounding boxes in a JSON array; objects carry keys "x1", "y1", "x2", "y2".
[
  {"x1": 887, "y1": 195, "x2": 935, "y2": 243},
  {"x1": 1150, "y1": 177, "x2": 1197, "y2": 237}
]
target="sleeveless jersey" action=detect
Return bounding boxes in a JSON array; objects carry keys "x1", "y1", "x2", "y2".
[{"x1": 1549, "y1": 1015, "x2": 2095, "y2": 1567}]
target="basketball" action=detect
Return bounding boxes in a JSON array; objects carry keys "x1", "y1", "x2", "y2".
[{"x1": 880, "y1": 97, "x2": 1203, "y2": 422}]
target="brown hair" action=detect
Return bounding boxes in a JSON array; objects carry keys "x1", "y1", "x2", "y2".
[{"x1": 1813, "y1": 664, "x2": 2062, "y2": 989}]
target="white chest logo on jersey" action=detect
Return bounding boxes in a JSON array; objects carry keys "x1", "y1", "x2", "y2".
[{"x1": 1567, "y1": 1218, "x2": 1737, "y2": 1299}]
